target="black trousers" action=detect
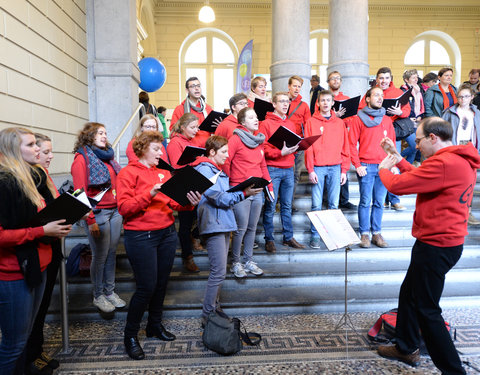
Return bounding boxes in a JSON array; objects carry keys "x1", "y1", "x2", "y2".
[
  {"x1": 395, "y1": 240, "x2": 465, "y2": 375},
  {"x1": 339, "y1": 178, "x2": 350, "y2": 206},
  {"x1": 177, "y1": 208, "x2": 199, "y2": 259}
]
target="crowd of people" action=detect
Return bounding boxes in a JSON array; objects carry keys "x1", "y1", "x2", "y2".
[{"x1": 1, "y1": 66, "x2": 479, "y2": 374}]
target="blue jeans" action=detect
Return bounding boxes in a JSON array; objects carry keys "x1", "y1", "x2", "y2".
[
  {"x1": 84, "y1": 208, "x2": 122, "y2": 299},
  {"x1": 0, "y1": 272, "x2": 46, "y2": 375},
  {"x1": 124, "y1": 225, "x2": 177, "y2": 337},
  {"x1": 311, "y1": 165, "x2": 341, "y2": 239},
  {"x1": 358, "y1": 163, "x2": 387, "y2": 234},
  {"x1": 263, "y1": 166, "x2": 294, "y2": 242}
]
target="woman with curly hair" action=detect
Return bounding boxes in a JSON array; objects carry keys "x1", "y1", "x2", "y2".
[{"x1": 71, "y1": 122, "x2": 125, "y2": 313}]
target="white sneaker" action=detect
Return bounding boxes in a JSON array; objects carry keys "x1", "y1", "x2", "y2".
[
  {"x1": 93, "y1": 295, "x2": 115, "y2": 313},
  {"x1": 230, "y1": 262, "x2": 247, "y2": 278},
  {"x1": 105, "y1": 292, "x2": 126, "y2": 308},
  {"x1": 244, "y1": 261, "x2": 263, "y2": 276}
]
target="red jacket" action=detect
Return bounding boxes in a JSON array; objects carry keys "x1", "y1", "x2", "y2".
[
  {"x1": 379, "y1": 144, "x2": 480, "y2": 247},
  {"x1": 359, "y1": 82, "x2": 411, "y2": 121},
  {"x1": 117, "y1": 160, "x2": 192, "y2": 231},
  {"x1": 126, "y1": 138, "x2": 169, "y2": 164},
  {"x1": 166, "y1": 133, "x2": 196, "y2": 169},
  {"x1": 170, "y1": 99, "x2": 213, "y2": 147},
  {"x1": 287, "y1": 94, "x2": 311, "y2": 136},
  {"x1": 71, "y1": 153, "x2": 118, "y2": 226},
  {"x1": 304, "y1": 111, "x2": 350, "y2": 173},
  {"x1": 259, "y1": 112, "x2": 296, "y2": 169},
  {"x1": 348, "y1": 114, "x2": 396, "y2": 167},
  {"x1": 222, "y1": 127, "x2": 272, "y2": 190},
  {"x1": 214, "y1": 114, "x2": 238, "y2": 139}
]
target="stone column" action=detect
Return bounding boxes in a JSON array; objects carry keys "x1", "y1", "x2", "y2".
[
  {"x1": 86, "y1": 0, "x2": 139, "y2": 147},
  {"x1": 270, "y1": 0, "x2": 311, "y2": 100},
  {"x1": 328, "y1": 0, "x2": 369, "y2": 97}
]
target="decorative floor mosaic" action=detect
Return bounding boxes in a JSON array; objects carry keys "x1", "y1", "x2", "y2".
[{"x1": 41, "y1": 309, "x2": 480, "y2": 374}]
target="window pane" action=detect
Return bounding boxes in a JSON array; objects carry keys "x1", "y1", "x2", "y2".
[
  {"x1": 404, "y1": 40, "x2": 424, "y2": 65},
  {"x1": 214, "y1": 69, "x2": 233, "y2": 111},
  {"x1": 186, "y1": 68, "x2": 207, "y2": 95},
  {"x1": 212, "y1": 37, "x2": 234, "y2": 63},
  {"x1": 429, "y1": 41, "x2": 450, "y2": 65},
  {"x1": 322, "y1": 38, "x2": 329, "y2": 64},
  {"x1": 310, "y1": 38, "x2": 317, "y2": 64},
  {"x1": 319, "y1": 65, "x2": 328, "y2": 88},
  {"x1": 185, "y1": 37, "x2": 207, "y2": 63}
]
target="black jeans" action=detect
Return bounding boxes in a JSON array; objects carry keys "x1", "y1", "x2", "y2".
[
  {"x1": 123, "y1": 225, "x2": 177, "y2": 338},
  {"x1": 177, "y1": 209, "x2": 199, "y2": 259},
  {"x1": 339, "y1": 178, "x2": 350, "y2": 206},
  {"x1": 395, "y1": 240, "x2": 465, "y2": 375}
]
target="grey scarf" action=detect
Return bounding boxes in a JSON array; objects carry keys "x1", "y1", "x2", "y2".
[
  {"x1": 358, "y1": 106, "x2": 386, "y2": 128},
  {"x1": 234, "y1": 128, "x2": 265, "y2": 149},
  {"x1": 184, "y1": 96, "x2": 208, "y2": 118}
]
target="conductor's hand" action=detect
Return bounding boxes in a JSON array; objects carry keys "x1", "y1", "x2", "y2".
[
  {"x1": 379, "y1": 154, "x2": 398, "y2": 171},
  {"x1": 186, "y1": 191, "x2": 202, "y2": 206},
  {"x1": 380, "y1": 137, "x2": 402, "y2": 163},
  {"x1": 309, "y1": 171, "x2": 318, "y2": 184},
  {"x1": 88, "y1": 223, "x2": 101, "y2": 238},
  {"x1": 244, "y1": 185, "x2": 263, "y2": 197},
  {"x1": 43, "y1": 219, "x2": 72, "y2": 238},
  {"x1": 281, "y1": 142, "x2": 299, "y2": 156},
  {"x1": 356, "y1": 166, "x2": 367, "y2": 177},
  {"x1": 150, "y1": 183, "x2": 163, "y2": 197}
]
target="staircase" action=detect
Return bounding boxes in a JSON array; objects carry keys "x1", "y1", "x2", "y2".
[{"x1": 48, "y1": 170, "x2": 480, "y2": 320}]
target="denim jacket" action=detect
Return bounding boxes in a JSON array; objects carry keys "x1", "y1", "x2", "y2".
[{"x1": 194, "y1": 160, "x2": 244, "y2": 235}]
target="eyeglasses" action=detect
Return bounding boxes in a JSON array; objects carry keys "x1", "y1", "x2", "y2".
[
  {"x1": 415, "y1": 136, "x2": 427, "y2": 145},
  {"x1": 142, "y1": 125, "x2": 157, "y2": 130},
  {"x1": 236, "y1": 101, "x2": 248, "y2": 106},
  {"x1": 188, "y1": 84, "x2": 201, "y2": 89},
  {"x1": 329, "y1": 76, "x2": 341, "y2": 81},
  {"x1": 458, "y1": 95, "x2": 472, "y2": 100},
  {"x1": 276, "y1": 100, "x2": 290, "y2": 104}
]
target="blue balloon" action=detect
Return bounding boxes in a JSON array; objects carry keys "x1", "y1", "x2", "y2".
[{"x1": 138, "y1": 57, "x2": 166, "y2": 92}]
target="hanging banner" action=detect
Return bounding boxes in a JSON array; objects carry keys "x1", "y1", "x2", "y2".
[{"x1": 236, "y1": 39, "x2": 253, "y2": 94}]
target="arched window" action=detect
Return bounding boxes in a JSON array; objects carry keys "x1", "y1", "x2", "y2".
[
  {"x1": 310, "y1": 30, "x2": 329, "y2": 88},
  {"x1": 404, "y1": 31, "x2": 461, "y2": 86},
  {"x1": 180, "y1": 29, "x2": 238, "y2": 111}
]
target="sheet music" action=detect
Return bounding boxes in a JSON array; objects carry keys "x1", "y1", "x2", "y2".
[{"x1": 307, "y1": 209, "x2": 360, "y2": 251}]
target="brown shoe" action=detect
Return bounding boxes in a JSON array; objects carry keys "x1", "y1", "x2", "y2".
[
  {"x1": 372, "y1": 233, "x2": 388, "y2": 248},
  {"x1": 265, "y1": 241, "x2": 277, "y2": 253},
  {"x1": 378, "y1": 345, "x2": 420, "y2": 367},
  {"x1": 282, "y1": 238, "x2": 306, "y2": 249},
  {"x1": 468, "y1": 212, "x2": 480, "y2": 225},
  {"x1": 359, "y1": 234, "x2": 370, "y2": 248},
  {"x1": 192, "y1": 237, "x2": 205, "y2": 251},
  {"x1": 183, "y1": 255, "x2": 199, "y2": 273},
  {"x1": 392, "y1": 203, "x2": 406, "y2": 211}
]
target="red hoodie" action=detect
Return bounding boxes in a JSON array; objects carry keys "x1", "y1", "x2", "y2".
[
  {"x1": 348, "y1": 114, "x2": 396, "y2": 168},
  {"x1": 170, "y1": 99, "x2": 213, "y2": 147},
  {"x1": 287, "y1": 94, "x2": 311, "y2": 136},
  {"x1": 166, "y1": 133, "x2": 196, "y2": 169},
  {"x1": 214, "y1": 114, "x2": 238, "y2": 139},
  {"x1": 117, "y1": 160, "x2": 192, "y2": 231},
  {"x1": 359, "y1": 82, "x2": 411, "y2": 121},
  {"x1": 379, "y1": 144, "x2": 480, "y2": 247},
  {"x1": 304, "y1": 111, "x2": 350, "y2": 173},
  {"x1": 222, "y1": 127, "x2": 272, "y2": 190},
  {"x1": 259, "y1": 112, "x2": 296, "y2": 169}
]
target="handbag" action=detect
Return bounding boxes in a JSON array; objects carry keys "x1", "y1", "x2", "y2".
[
  {"x1": 202, "y1": 312, "x2": 261, "y2": 355},
  {"x1": 393, "y1": 117, "x2": 415, "y2": 140}
]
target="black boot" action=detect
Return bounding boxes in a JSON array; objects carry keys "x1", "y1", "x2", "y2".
[
  {"x1": 145, "y1": 322, "x2": 176, "y2": 341},
  {"x1": 124, "y1": 336, "x2": 145, "y2": 360}
]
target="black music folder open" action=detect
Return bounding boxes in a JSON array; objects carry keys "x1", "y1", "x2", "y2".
[
  {"x1": 254, "y1": 98, "x2": 275, "y2": 121},
  {"x1": 333, "y1": 95, "x2": 361, "y2": 119},
  {"x1": 199, "y1": 111, "x2": 229, "y2": 133},
  {"x1": 267, "y1": 125, "x2": 321, "y2": 151},
  {"x1": 382, "y1": 88, "x2": 412, "y2": 111},
  {"x1": 227, "y1": 176, "x2": 270, "y2": 192},
  {"x1": 176, "y1": 145, "x2": 206, "y2": 166},
  {"x1": 157, "y1": 158, "x2": 176, "y2": 172}
]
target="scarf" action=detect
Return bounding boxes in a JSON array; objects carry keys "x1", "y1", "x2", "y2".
[
  {"x1": 184, "y1": 96, "x2": 208, "y2": 118},
  {"x1": 77, "y1": 145, "x2": 121, "y2": 188},
  {"x1": 233, "y1": 128, "x2": 265, "y2": 149},
  {"x1": 410, "y1": 84, "x2": 425, "y2": 117},
  {"x1": 357, "y1": 106, "x2": 386, "y2": 128},
  {"x1": 439, "y1": 84, "x2": 457, "y2": 110},
  {"x1": 247, "y1": 90, "x2": 270, "y2": 104}
]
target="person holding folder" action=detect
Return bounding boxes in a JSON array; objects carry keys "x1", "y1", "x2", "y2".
[
  {"x1": 247, "y1": 76, "x2": 270, "y2": 107},
  {"x1": 117, "y1": 131, "x2": 201, "y2": 360},
  {"x1": 193, "y1": 135, "x2": 262, "y2": 325},
  {"x1": 223, "y1": 107, "x2": 272, "y2": 277},
  {"x1": 71, "y1": 122, "x2": 126, "y2": 313},
  {"x1": 166, "y1": 113, "x2": 203, "y2": 272},
  {"x1": 259, "y1": 92, "x2": 305, "y2": 253},
  {"x1": 0, "y1": 128, "x2": 71, "y2": 375}
]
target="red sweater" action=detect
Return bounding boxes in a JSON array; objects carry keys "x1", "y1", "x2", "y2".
[
  {"x1": 287, "y1": 94, "x2": 311, "y2": 136},
  {"x1": 304, "y1": 111, "x2": 350, "y2": 173},
  {"x1": 214, "y1": 114, "x2": 238, "y2": 139},
  {"x1": 379, "y1": 144, "x2": 480, "y2": 247},
  {"x1": 117, "y1": 161, "x2": 192, "y2": 231},
  {"x1": 222, "y1": 127, "x2": 272, "y2": 190},
  {"x1": 126, "y1": 138, "x2": 169, "y2": 164},
  {"x1": 166, "y1": 133, "x2": 196, "y2": 169},
  {"x1": 71, "y1": 153, "x2": 118, "y2": 226},
  {"x1": 359, "y1": 82, "x2": 411, "y2": 121},
  {"x1": 259, "y1": 112, "x2": 296, "y2": 169},
  {"x1": 348, "y1": 114, "x2": 396, "y2": 167},
  {"x1": 170, "y1": 99, "x2": 212, "y2": 148}
]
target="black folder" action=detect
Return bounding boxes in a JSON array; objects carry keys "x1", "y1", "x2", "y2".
[
  {"x1": 333, "y1": 95, "x2": 361, "y2": 119},
  {"x1": 254, "y1": 98, "x2": 274, "y2": 121},
  {"x1": 30, "y1": 192, "x2": 92, "y2": 226},
  {"x1": 382, "y1": 88, "x2": 412, "y2": 111},
  {"x1": 159, "y1": 165, "x2": 214, "y2": 206},
  {"x1": 176, "y1": 145, "x2": 206, "y2": 166},
  {"x1": 157, "y1": 158, "x2": 176, "y2": 172},
  {"x1": 199, "y1": 111, "x2": 229, "y2": 133},
  {"x1": 227, "y1": 176, "x2": 270, "y2": 192},
  {"x1": 267, "y1": 126, "x2": 321, "y2": 151}
]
